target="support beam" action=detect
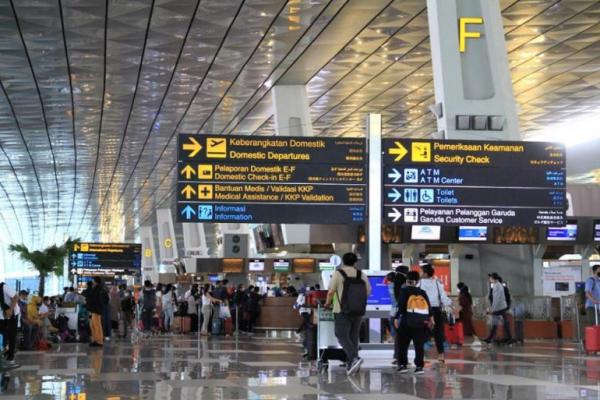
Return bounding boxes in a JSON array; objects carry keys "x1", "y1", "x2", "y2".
[{"x1": 367, "y1": 113, "x2": 382, "y2": 271}]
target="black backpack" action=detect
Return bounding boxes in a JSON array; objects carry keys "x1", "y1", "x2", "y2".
[
  {"x1": 0, "y1": 283, "x2": 9, "y2": 312},
  {"x1": 337, "y1": 269, "x2": 367, "y2": 317}
]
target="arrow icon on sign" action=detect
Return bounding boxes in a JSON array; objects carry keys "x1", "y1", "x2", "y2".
[
  {"x1": 181, "y1": 205, "x2": 196, "y2": 220},
  {"x1": 181, "y1": 185, "x2": 196, "y2": 200},
  {"x1": 388, "y1": 141, "x2": 408, "y2": 162},
  {"x1": 183, "y1": 137, "x2": 203, "y2": 158},
  {"x1": 181, "y1": 165, "x2": 196, "y2": 179},
  {"x1": 388, "y1": 208, "x2": 402, "y2": 223},
  {"x1": 387, "y1": 188, "x2": 402, "y2": 203},
  {"x1": 387, "y1": 168, "x2": 402, "y2": 183}
]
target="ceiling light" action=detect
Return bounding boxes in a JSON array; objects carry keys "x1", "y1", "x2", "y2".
[{"x1": 526, "y1": 112, "x2": 600, "y2": 147}]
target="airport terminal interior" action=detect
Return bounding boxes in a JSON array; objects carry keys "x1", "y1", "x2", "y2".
[{"x1": 1, "y1": 0, "x2": 600, "y2": 399}]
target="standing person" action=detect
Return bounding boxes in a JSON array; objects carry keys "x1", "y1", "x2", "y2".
[
  {"x1": 162, "y1": 284, "x2": 175, "y2": 333},
  {"x1": 231, "y1": 284, "x2": 245, "y2": 333},
  {"x1": 389, "y1": 266, "x2": 408, "y2": 365},
  {"x1": 483, "y1": 273, "x2": 513, "y2": 344},
  {"x1": 294, "y1": 287, "x2": 312, "y2": 357},
  {"x1": 200, "y1": 284, "x2": 220, "y2": 336},
  {"x1": 120, "y1": 289, "x2": 135, "y2": 339},
  {"x1": 419, "y1": 264, "x2": 452, "y2": 364},
  {"x1": 394, "y1": 271, "x2": 434, "y2": 375},
  {"x1": 246, "y1": 287, "x2": 262, "y2": 334},
  {"x1": 140, "y1": 281, "x2": 157, "y2": 333},
  {"x1": 585, "y1": 265, "x2": 600, "y2": 333},
  {"x1": 64, "y1": 287, "x2": 78, "y2": 304},
  {"x1": 186, "y1": 286, "x2": 199, "y2": 333},
  {"x1": 324, "y1": 253, "x2": 372, "y2": 376},
  {"x1": 18, "y1": 291, "x2": 36, "y2": 351},
  {"x1": 457, "y1": 282, "x2": 479, "y2": 345},
  {"x1": 0, "y1": 281, "x2": 20, "y2": 365},
  {"x1": 109, "y1": 286, "x2": 120, "y2": 338},
  {"x1": 87, "y1": 277, "x2": 108, "y2": 347}
]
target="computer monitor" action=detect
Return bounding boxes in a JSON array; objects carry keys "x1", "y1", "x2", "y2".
[
  {"x1": 248, "y1": 259, "x2": 265, "y2": 272},
  {"x1": 546, "y1": 224, "x2": 578, "y2": 241},
  {"x1": 273, "y1": 259, "x2": 290, "y2": 272},
  {"x1": 458, "y1": 226, "x2": 488, "y2": 242},
  {"x1": 411, "y1": 225, "x2": 441, "y2": 241}
]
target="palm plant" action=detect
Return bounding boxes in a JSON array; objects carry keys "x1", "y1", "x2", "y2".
[{"x1": 8, "y1": 238, "x2": 79, "y2": 296}]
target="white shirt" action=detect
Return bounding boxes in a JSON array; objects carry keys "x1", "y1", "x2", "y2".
[
  {"x1": 418, "y1": 278, "x2": 452, "y2": 308},
  {"x1": 202, "y1": 294, "x2": 212, "y2": 307},
  {"x1": 40, "y1": 304, "x2": 49, "y2": 315},
  {"x1": 0, "y1": 284, "x2": 20, "y2": 319},
  {"x1": 187, "y1": 295, "x2": 198, "y2": 314}
]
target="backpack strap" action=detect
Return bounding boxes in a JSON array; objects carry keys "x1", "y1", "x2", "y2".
[{"x1": 334, "y1": 269, "x2": 348, "y2": 305}]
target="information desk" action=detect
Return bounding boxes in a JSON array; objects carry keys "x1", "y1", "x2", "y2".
[{"x1": 255, "y1": 297, "x2": 303, "y2": 330}]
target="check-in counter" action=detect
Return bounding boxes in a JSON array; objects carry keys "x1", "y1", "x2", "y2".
[{"x1": 256, "y1": 297, "x2": 303, "y2": 330}]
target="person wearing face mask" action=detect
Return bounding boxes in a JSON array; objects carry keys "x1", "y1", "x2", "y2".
[{"x1": 585, "y1": 265, "x2": 600, "y2": 330}]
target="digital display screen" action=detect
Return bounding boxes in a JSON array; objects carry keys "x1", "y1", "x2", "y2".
[
  {"x1": 391, "y1": 258, "x2": 403, "y2": 269},
  {"x1": 546, "y1": 224, "x2": 577, "y2": 241},
  {"x1": 318, "y1": 261, "x2": 335, "y2": 271},
  {"x1": 594, "y1": 222, "x2": 600, "y2": 242},
  {"x1": 208, "y1": 275, "x2": 219, "y2": 283},
  {"x1": 273, "y1": 259, "x2": 290, "y2": 272},
  {"x1": 248, "y1": 259, "x2": 265, "y2": 272},
  {"x1": 458, "y1": 226, "x2": 488, "y2": 241},
  {"x1": 367, "y1": 276, "x2": 392, "y2": 306},
  {"x1": 411, "y1": 225, "x2": 441, "y2": 241},
  {"x1": 69, "y1": 243, "x2": 142, "y2": 277}
]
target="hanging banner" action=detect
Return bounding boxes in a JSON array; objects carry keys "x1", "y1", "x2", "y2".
[
  {"x1": 182, "y1": 223, "x2": 209, "y2": 258},
  {"x1": 156, "y1": 208, "x2": 178, "y2": 264}
]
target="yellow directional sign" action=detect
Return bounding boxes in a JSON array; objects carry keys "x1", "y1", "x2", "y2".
[
  {"x1": 198, "y1": 184, "x2": 213, "y2": 200},
  {"x1": 181, "y1": 165, "x2": 195, "y2": 179},
  {"x1": 181, "y1": 185, "x2": 196, "y2": 200},
  {"x1": 206, "y1": 137, "x2": 227, "y2": 158},
  {"x1": 144, "y1": 249, "x2": 152, "y2": 258},
  {"x1": 73, "y1": 244, "x2": 80, "y2": 251},
  {"x1": 411, "y1": 142, "x2": 431, "y2": 162},
  {"x1": 182, "y1": 137, "x2": 203, "y2": 158},
  {"x1": 388, "y1": 141, "x2": 408, "y2": 162},
  {"x1": 198, "y1": 164, "x2": 213, "y2": 180}
]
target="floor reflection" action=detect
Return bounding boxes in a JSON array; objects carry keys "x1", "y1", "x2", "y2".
[{"x1": 1, "y1": 334, "x2": 599, "y2": 399}]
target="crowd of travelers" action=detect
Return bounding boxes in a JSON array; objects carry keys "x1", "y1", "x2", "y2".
[{"x1": 1, "y1": 261, "x2": 599, "y2": 371}]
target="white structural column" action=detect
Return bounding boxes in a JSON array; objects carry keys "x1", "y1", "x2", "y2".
[
  {"x1": 427, "y1": 0, "x2": 525, "y2": 292},
  {"x1": 367, "y1": 114, "x2": 382, "y2": 271},
  {"x1": 427, "y1": 0, "x2": 520, "y2": 140},
  {"x1": 272, "y1": 85, "x2": 314, "y2": 137}
]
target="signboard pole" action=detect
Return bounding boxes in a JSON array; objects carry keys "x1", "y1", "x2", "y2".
[{"x1": 367, "y1": 114, "x2": 382, "y2": 271}]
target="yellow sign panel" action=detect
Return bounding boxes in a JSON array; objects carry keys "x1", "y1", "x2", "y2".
[
  {"x1": 164, "y1": 238, "x2": 172, "y2": 249},
  {"x1": 198, "y1": 184, "x2": 214, "y2": 200},
  {"x1": 144, "y1": 249, "x2": 152, "y2": 258},
  {"x1": 411, "y1": 142, "x2": 431, "y2": 162},
  {"x1": 198, "y1": 164, "x2": 213, "y2": 180},
  {"x1": 181, "y1": 185, "x2": 196, "y2": 200},
  {"x1": 459, "y1": 17, "x2": 484, "y2": 53},
  {"x1": 80, "y1": 243, "x2": 89, "y2": 252},
  {"x1": 77, "y1": 394, "x2": 87, "y2": 400},
  {"x1": 182, "y1": 137, "x2": 203, "y2": 158},
  {"x1": 207, "y1": 138, "x2": 227, "y2": 158},
  {"x1": 388, "y1": 141, "x2": 408, "y2": 162}
]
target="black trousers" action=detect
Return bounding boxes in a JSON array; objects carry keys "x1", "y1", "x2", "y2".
[
  {"x1": 0, "y1": 316, "x2": 18, "y2": 361},
  {"x1": 430, "y1": 307, "x2": 445, "y2": 355},
  {"x1": 397, "y1": 325, "x2": 427, "y2": 368}
]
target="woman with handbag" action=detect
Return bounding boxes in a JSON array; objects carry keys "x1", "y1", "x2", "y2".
[
  {"x1": 200, "y1": 285, "x2": 221, "y2": 336},
  {"x1": 418, "y1": 264, "x2": 453, "y2": 364}
]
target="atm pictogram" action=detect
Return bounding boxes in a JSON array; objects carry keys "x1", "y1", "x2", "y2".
[
  {"x1": 411, "y1": 142, "x2": 431, "y2": 162},
  {"x1": 207, "y1": 138, "x2": 227, "y2": 158}
]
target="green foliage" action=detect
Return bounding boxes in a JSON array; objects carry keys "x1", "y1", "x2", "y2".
[{"x1": 8, "y1": 238, "x2": 80, "y2": 295}]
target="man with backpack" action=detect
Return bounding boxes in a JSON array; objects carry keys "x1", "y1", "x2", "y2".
[
  {"x1": 324, "y1": 253, "x2": 371, "y2": 376},
  {"x1": 394, "y1": 271, "x2": 434, "y2": 375},
  {"x1": 483, "y1": 273, "x2": 513, "y2": 344}
]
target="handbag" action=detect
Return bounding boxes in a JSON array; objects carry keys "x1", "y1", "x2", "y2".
[{"x1": 219, "y1": 305, "x2": 231, "y2": 319}]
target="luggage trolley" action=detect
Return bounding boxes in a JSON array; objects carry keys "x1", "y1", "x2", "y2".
[{"x1": 316, "y1": 304, "x2": 347, "y2": 373}]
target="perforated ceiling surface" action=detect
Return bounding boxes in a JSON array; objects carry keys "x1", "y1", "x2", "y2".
[{"x1": 1, "y1": 0, "x2": 600, "y2": 251}]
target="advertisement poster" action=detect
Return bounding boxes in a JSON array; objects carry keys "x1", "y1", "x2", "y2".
[{"x1": 542, "y1": 266, "x2": 581, "y2": 297}]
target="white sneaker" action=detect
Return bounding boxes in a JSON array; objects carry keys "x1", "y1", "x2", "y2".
[{"x1": 104, "y1": 337, "x2": 110, "y2": 342}]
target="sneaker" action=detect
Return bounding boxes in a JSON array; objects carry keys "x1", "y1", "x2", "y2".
[
  {"x1": 397, "y1": 365, "x2": 409, "y2": 374},
  {"x1": 414, "y1": 367, "x2": 424, "y2": 375},
  {"x1": 347, "y1": 357, "x2": 363, "y2": 376}
]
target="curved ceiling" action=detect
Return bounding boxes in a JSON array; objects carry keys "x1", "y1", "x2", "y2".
[{"x1": 1, "y1": 0, "x2": 600, "y2": 252}]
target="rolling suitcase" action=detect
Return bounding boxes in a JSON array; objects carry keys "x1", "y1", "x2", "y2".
[
  {"x1": 173, "y1": 316, "x2": 191, "y2": 334},
  {"x1": 444, "y1": 322, "x2": 465, "y2": 345},
  {"x1": 212, "y1": 318, "x2": 222, "y2": 335},
  {"x1": 224, "y1": 318, "x2": 233, "y2": 336},
  {"x1": 584, "y1": 305, "x2": 600, "y2": 354}
]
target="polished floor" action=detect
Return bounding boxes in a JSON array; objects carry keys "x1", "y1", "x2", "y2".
[{"x1": 1, "y1": 333, "x2": 599, "y2": 399}]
